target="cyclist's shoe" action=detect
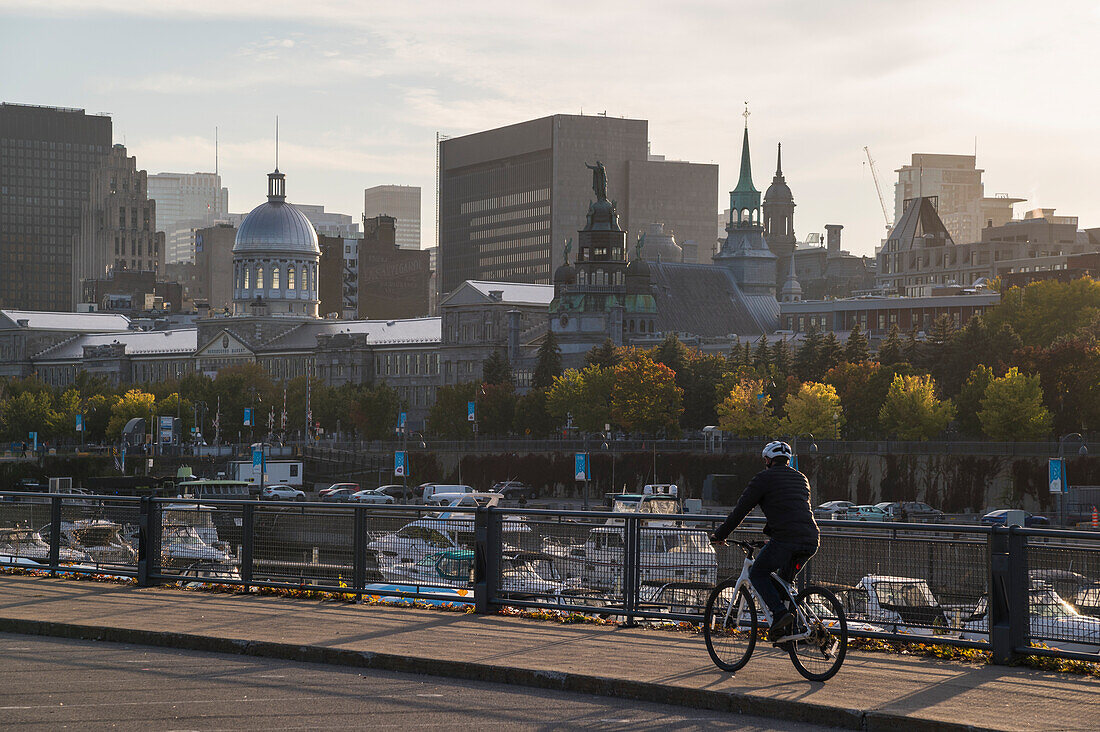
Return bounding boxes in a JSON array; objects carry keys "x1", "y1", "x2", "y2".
[{"x1": 768, "y1": 611, "x2": 795, "y2": 642}]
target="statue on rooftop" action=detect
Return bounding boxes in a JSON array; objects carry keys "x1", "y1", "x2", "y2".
[
  {"x1": 563, "y1": 237, "x2": 573, "y2": 264},
  {"x1": 585, "y1": 161, "x2": 608, "y2": 201}
]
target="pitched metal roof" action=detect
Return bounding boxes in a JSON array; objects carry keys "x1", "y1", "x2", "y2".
[
  {"x1": 33, "y1": 328, "x2": 197, "y2": 361},
  {"x1": 259, "y1": 318, "x2": 441, "y2": 351},
  {"x1": 647, "y1": 263, "x2": 778, "y2": 337},
  {"x1": 447, "y1": 281, "x2": 555, "y2": 306},
  {"x1": 0, "y1": 310, "x2": 131, "y2": 332}
]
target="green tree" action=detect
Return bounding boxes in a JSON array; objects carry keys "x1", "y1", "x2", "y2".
[
  {"x1": 825, "y1": 361, "x2": 882, "y2": 438},
  {"x1": 772, "y1": 337, "x2": 793, "y2": 377},
  {"x1": 73, "y1": 371, "x2": 112, "y2": 400},
  {"x1": 819, "y1": 332, "x2": 843, "y2": 374},
  {"x1": 679, "y1": 352, "x2": 730, "y2": 429},
  {"x1": 476, "y1": 382, "x2": 516, "y2": 436},
  {"x1": 481, "y1": 349, "x2": 513, "y2": 386},
  {"x1": 585, "y1": 338, "x2": 622, "y2": 370},
  {"x1": 781, "y1": 382, "x2": 844, "y2": 438},
  {"x1": 955, "y1": 365, "x2": 994, "y2": 437},
  {"x1": 986, "y1": 278, "x2": 1100, "y2": 347},
  {"x1": 611, "y1": 354, "x2": 683, "y2": 435},
  {"x1": 83, "y1": 393, "x2": 117, "y2": 443},
  {"x1": 513, "y1": 388, "x2": 556, "y2": 437},
  {"x1": 531, "y1": 331, "x2": 563, "y2": 389},
  {"x1": 877, "y1": 325, "x2": 904, "y2": 366},
  {"x1": 878, "y1": 374, "x2": 955, "y2": 440},
  {"x1": 426, "y1": 382, "x2": 477, "y2": 439},
  {"x1": 978, "y1": 367, "x2": 1053, "y2": 440},
  {"x1": 844, "y1": 323, "x2": 869, "y2": 364},
  {"x1": 156, "y1": 392, "x2": 194, "y2": 436},
  {"x1": 653, "y1": 332, "x2": 692, "y2": 375},
  {"x1": 1015, "y1": 339, "x2": 1100, "y2": 434},
  {"x1": 752, "y1": 335, "x2": 771, "y2": 373},
  {"x1": 50, "y1": 388, "x2": 82, "y2": 441},
  {"x1": 794, "y1": 325, "x2": 823, "y2": 380},
  {"x1": 716, "y1": 378, "x2": 778, "y2": 437},
  {"x1": 348, "y1": 383, "x2": 404, "y2": 440},
  {"x1": 546, "y1": 365, "x2": 615, "y2": 433},
  {"x1": 0, "y1": 391, "x2": 57, "y2": 442},
  {"x1": 107, "y1": 389, "x2": 157, "y2": 438}
]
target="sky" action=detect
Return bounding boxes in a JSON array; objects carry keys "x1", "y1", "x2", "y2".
[{"x1": 2, "y1": 0, "x2": 1098, "y2": 257}]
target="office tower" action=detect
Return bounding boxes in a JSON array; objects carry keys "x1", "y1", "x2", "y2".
[
  {"x1": 0, "y1": 103, "x2": 112, "y2": 310},
  {"x1": 147, "y1": 172, "x2": 228, "y2": 264},
  {"x1": 364, "y1": 184, "x2": 422, "y2": 250},
  {"x1": 437, "y1": 114, "x2": 717, "y2": 295},
  {"x1": 76, "y1": 144, "x2": 165, "y2": 299},
  {"x1": 893, "y1": 153, "x2": 1023, "y2": 246}
]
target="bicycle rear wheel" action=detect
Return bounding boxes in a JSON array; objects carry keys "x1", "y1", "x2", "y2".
[
  {"x1": 703, "y1": 580, "x2": 757, "y2": 672},
  {"x1": 787, "y1": 585, "x2": 847, "y2": 682}
]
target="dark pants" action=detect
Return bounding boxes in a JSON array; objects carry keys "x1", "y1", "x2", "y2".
[{"x1": 750, "y1": 541, "x2": 816, "y2": 620}]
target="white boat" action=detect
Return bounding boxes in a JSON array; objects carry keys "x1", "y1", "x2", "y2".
[
  {"x1": 0, "y1": 527, "x2": 90, "y2": 564},
  {"x1": 960, "y1": 588, "x2": 1100, "y2": 655},
  {"x1": 159, "y1": 523, "x2": 233, "y2": 566},
  {"x1": 39, "y1": 519, "x2": 137, "y2": 566},
  {"x1": 367, "y1": 514, "x2": 534, "y2": 566}
]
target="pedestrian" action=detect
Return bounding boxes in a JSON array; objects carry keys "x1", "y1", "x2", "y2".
[{"x1": 20, "y1": 441, "x2": 27, "y2": 458}]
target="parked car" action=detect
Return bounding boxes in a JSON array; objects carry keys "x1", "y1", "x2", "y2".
[
  {"x1": 981, "y1": 509, "x2": 1049, "y2": 527},
  {"x1": 421, "y1": 484, "x2": 474, "y2": 503},
  {"x1": 492, "y1": 481, "x2": 537, "y2": 500},
  {"x1": 875, "y1": 501, "x2": 944, "y2": 523},
  {"x1": 375, "y1": 484, "x2": 414, "y2": 503},
  {"x1": 261, "y1": 484, "x2": 305, "y2": 501},
  {"x1": 349, "y1": 488, "x2": 396, "y2": 505},
  {"x1": 846, "y1": 504, "x2": 889, "y2": 522},
  {"x1": 814, "y1": 501, "x2": 854, "y2": 519},
  {"x1": 319, "y1": 483, "x2": 359, "y2": 498},
  {"x1": 321, "y1": 487, "x2": 358, "y2": 502}
]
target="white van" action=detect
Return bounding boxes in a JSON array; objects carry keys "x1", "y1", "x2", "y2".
[
  {"x1": 425, "y1": 492, "x2": 503, "y2": 509},
  {"x1": 420, "y1": 484, "x2": 474, "y2": 503}
]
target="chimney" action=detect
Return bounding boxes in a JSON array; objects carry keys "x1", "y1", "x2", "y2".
[{"x1": 825, "y1": 224, "x2": 843, "y2": 254}]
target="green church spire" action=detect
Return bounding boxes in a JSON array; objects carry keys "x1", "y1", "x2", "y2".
[{"x1": 729, "y1": 104, "x2": 761, "y2": 226}]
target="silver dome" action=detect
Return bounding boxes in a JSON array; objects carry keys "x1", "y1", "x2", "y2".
[{"x1": 233, "y1": 172, "x2": 320, "y2": 255}]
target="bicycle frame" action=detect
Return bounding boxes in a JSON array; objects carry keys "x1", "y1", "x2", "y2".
[{"x1": 721, "y1": 553, "x2": 815, "y2": 643}]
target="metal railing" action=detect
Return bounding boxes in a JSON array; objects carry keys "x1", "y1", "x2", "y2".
[{"x1": 0, "y1": 491, "x2": 1097, "y2": 665}]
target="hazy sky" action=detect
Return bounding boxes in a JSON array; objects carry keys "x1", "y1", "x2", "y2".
[{"x1": 3, "y1": 1, "x2": 1098, "y2": 256}]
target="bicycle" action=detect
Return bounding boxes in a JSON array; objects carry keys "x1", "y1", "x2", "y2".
[{"x1": 703, "y1": 539, "x2": 847, "y2": 681}]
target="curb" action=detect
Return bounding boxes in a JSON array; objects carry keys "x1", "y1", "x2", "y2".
[{"x1": 0, "y1": 617, "x2": 991, "y2": 732}]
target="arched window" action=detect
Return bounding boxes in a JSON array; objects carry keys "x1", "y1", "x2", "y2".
[
  {"x1": 243, "y1": 265, "x2": 250, "y2": 289},
  {"x1": 271, "y1": 265, "x2": 280, "y2": 290},
  {"x1": 301, "y1": 265, "x2": 308, "y2": 292},
  {"x1": 255, "y1": 264, "x2": 264, "y2": 290},
  {"x1": 287, "y1": 265, "x2": 295, "y2": 290}
]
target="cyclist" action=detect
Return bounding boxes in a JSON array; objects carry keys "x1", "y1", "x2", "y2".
[{"x1": 709, "y1": 440, "x2": 819, "y2": 641}]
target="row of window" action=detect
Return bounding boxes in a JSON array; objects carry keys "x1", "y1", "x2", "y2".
[{"x1": 237, "y1": 261, "x2": 315, "y2": 293}]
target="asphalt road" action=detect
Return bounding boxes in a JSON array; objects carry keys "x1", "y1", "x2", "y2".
[{"x1": 0, "y1": 633, "x2": 829, "y2": 731}]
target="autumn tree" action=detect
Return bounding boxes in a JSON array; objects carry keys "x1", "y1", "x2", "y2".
[
  {"x1": 716, "y1": 378, "x2": 778, "y2": 437},
  {"x1": 978, "y1": 368, "x2": 1053, "y2": 440},
  {"x1": 531, "y1": 330, "x2": 563, "y2": 389},
  {"x1": 107, "y1": 389, "x2": 157, "y2": 437},
  {"x1": 611, "y1": 355, "x2": 683, "y2": 435},
  {"x1": 781, "y1": 382, "x2": 844, "y2": 438},
  {"x1": 878, "y1": 374, "x2": 955, "y2": 440}
]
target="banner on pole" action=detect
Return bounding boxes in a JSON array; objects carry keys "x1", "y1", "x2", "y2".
[
  {"x1": 574, "y1": 452, "x2": 590, "y2": 481},
  {"x1": 1049, "y1": 457, "x2": 1067, "y2": 494},
  {"x1": 394, "y1": 450, "x2": 408, "y2": 477}
]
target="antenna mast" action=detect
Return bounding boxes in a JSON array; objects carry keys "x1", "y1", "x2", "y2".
[{"x1": 275, "y1": 116, "x2": 279, "y2": 170}]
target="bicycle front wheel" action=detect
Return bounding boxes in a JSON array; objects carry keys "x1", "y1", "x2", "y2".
[
  {"x1": 787, "y1": 585, "x2": 847, "y2": 682},
  {"x1": 703, "y1": 580, "x2": 757, "y2": 672}
]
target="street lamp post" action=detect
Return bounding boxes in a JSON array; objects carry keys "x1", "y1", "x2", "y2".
[
  {"x1": 602, "y1": 441, "x2": 615, "y2": 496},
  {"x1": 1057, "y1": 433, "x2": 1088, "y2": 527},
  {"x1": 791, "y1": 432, "x2": 819, "y2": 505}
]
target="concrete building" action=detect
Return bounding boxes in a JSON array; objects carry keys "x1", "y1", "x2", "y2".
[
  {"x1": 80, "y1": 270, "x2": 183, "y2": 315},
  {"x1": 364, "y1": 184, "x2": 421, "y2": 250},
  {"x1": 877, "y1": 198, "x2": 1096, "y2": 296},
  {"x1": 779, "y1": 291, "x2": 1000, "y2": 337},
  {"x1": 165, "y1": 222, "x2": 237, "y2": 312},
  {"x1": 893, "y1": 153, "x2": 1023, "y2": 246},
  {"x1": 0, "y1": 309, "x2": 132, "y2": 379},
  {"x1": 75, "y1": 144, "x2": 165, "y2": 301},
  {"x1": 0, "y1": 103, "x2": 112, "y2": 311},
  {"x1": 437, "y1": 114, "x2": 718, "y2": 295},
  {"x1": 147, "y1": 171, "x2": 228, "y2": 264}
]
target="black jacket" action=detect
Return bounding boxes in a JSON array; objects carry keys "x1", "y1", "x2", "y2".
[{"x1": 712, "y1": 464, "x2": 819, "y2": 547}]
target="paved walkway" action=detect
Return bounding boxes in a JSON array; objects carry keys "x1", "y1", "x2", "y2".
[{"x1": 0, "y1": 575, "x2": 1095, "y2": 731}]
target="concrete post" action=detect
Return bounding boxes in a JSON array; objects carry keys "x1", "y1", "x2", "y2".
[{"x1": 988, "y1": 526, "x2": 1028, "y2": 664}]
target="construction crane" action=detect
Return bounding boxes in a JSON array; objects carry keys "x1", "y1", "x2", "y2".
[{"x1": 863, "y1": 146, "x2": 892, "y2": 233}]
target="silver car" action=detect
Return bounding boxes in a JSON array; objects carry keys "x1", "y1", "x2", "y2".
[{"x1": 349, "y1": 489, "x2": 395, "y2": 505}]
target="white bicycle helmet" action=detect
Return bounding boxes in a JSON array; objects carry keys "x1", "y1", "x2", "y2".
[{"x1": 762, "y1": 440, "x2": 793, "y2": 460}]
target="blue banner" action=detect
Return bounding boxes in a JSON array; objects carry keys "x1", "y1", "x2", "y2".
[
  {"x1": 75, "y1": 414, "x2": 84, "y2": 432},
  {"x1": 1049, "y1": 457, "x2": 1066, "y2": 494},
  {"x1": 394, "y1": 450, "x2": 408, "y2": 477},
  {"x1": 467, "y1": 401, "x2": 476, "y2": 422},
  {"x1": 399, "y1": 411, "x2": 407, "y2": 430},
  {"x1": 574, "y1": 452, "x2": 590, "y2": 481},
  {"x1": 243, "y1": 408, "x2": 253, "y2": 426}
]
